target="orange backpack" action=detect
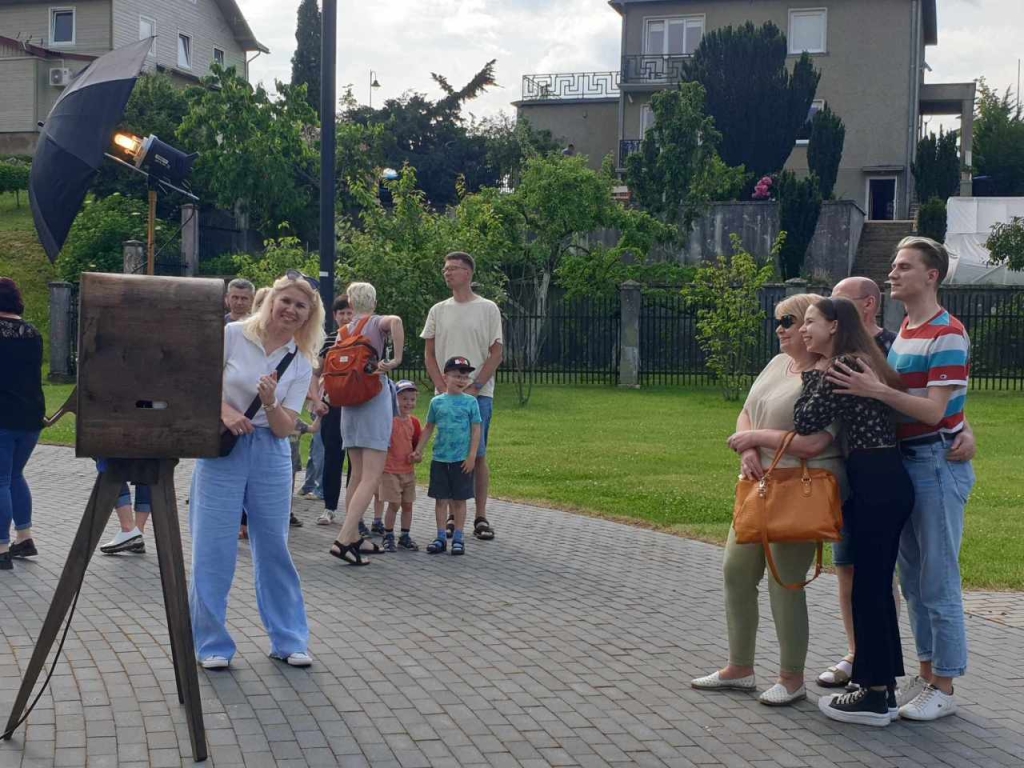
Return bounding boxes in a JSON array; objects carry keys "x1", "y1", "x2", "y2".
[{"x1": 322, "y1": 316, "x2": 383, "y2": 407}]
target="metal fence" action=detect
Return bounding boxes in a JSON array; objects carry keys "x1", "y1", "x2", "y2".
[{"x1": 939, "y1": 286, "x2": 1024, "y2": 391}]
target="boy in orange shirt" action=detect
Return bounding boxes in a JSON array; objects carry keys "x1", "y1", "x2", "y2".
[{"x1": 379, "y1": 380, "x2": 422, "y2": 552}]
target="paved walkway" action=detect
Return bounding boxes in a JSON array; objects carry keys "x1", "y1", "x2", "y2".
[{"x1": 2, "y1": 445, "x2": 1024, "y2": 768}]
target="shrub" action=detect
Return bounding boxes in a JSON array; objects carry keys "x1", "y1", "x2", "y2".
[
  {"x1": 0, "y1": 160, "x2": 30, "y2": 207},
  {"x1": 986, "y1": 216, "x2": 1024, "y2": 272},
  {"x1": 57, "y1": 194, "x2": 176, "y2": 281},
  {"x1": 807, "y1": 103, "x2": 845, "y2": 199},
  {"x1": 777, "y1": 171, "x2": 822, "y2": 279},
  {"x1": 198, "y1": 253, "x2": 239, "y2": 276},
  {"x1": 970, "y1": 293, "x2": 1024, "y2": 378},
  {"x1": 232, "y1": 236, "x2": 319, "y2": 288},
  {"x1": 917, "y1": 197, "x2": 947, "y2": 242}
]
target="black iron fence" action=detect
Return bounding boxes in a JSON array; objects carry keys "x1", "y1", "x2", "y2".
[
  {"x1": 520, "y1": 71, "x2": 620, "y2": 101},
  {"x1": 939, "y1": 286, "x2": 1024, "y2": 390},
  {"x1": 621, "y1": 54, "x2": 690, "y2": 85}
]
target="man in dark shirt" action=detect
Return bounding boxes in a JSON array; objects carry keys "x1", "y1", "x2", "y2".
[{"x1": 832, "y1": 277, "x2": 896, "y2": 353}]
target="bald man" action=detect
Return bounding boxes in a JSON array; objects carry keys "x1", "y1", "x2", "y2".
[{"x1": 816, "y1": 275, "x2": 976, "y2": 691}]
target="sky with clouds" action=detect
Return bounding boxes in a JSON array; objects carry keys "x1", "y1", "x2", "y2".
[{"x1": 245, "y1": 0, "x2": 1022, "y2": 121}]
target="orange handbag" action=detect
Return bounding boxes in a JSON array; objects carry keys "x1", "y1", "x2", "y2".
[{"x1": 733, "y1": 431, "x2": 843, "y2": 590}]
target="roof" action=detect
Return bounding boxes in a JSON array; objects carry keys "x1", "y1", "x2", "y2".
[
  {"x1": 0, "y1": 0, "x2": 268, "y2": 54},
  {"x1": 0, "y1": 33, "x2": 96, "y2": 61}
]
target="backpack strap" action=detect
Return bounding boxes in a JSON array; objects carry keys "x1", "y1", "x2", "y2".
[{"x1": 339, "y1": 314, "x2": 373, "y2": 342}]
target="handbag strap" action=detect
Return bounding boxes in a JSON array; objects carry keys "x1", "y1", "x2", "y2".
[
  {"x1": 242, "y1": 350, "x2": 297, "y2": 420},
  {"x1": 764, "y1": 431, "x2": 798, "y2": 476},
  {"x1": 759, "y1": 485, "x2": 824, "y2": 591}
]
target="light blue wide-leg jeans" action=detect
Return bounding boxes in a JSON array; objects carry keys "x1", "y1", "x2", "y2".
[{"x1": 189, "y1": 428, "x2": 310, "y2": 661}]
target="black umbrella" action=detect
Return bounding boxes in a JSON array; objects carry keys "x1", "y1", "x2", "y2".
[{"x1": 29, "y1": 38, "x2": 153, "y2": 262}]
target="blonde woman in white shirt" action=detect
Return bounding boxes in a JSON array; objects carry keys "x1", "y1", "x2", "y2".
[{"x1": 189, "y1": 273, "x2": 324, "y2": 670}]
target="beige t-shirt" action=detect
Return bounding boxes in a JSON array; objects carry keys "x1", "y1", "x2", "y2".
[
  {"x1": 743, "y1": 354, "x2": 847, "y2": 496},
  {"x1": 420, "y1": 295, "x2": 503, "y2": 398}
]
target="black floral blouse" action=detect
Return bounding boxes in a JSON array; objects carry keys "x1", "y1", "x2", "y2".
[{"x1": 794, "y1": 356, "x2": 897, "y2": 450}]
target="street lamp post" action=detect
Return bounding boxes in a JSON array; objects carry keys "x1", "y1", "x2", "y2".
[
  {"x1": 319, "y1": 0, "x2": 337, "y2": 325},
  {"x1": 370, "y1": 70, "x2": 381, "y2": 109}
]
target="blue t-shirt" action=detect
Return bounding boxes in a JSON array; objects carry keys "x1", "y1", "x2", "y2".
[{"x1": 427, "y1": 393, "x2": 483, "y2": 463}]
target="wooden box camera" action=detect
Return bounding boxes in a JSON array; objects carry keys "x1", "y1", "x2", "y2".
[{"x1": 76, "y1": 273, "x2": 225, "y2": 459}]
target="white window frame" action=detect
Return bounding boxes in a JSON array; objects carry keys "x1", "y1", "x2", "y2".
[
  {"x1": 643, "y1": 15, "x2": 705, "y2": 57},
  {"x1": 795, "y1": 99, "x2": 825, "y2": 146},
  {"x1": 788, "y1": 8, "x2": 828, "y2": 55},
  {"x1": 49, "y1": 7, "x2": 76, "y2": 47},
  {"x1": 212, "y1": 46, "x2": 225, "y2": 67},
  {"x1": 139, "y1": 16, "x2": 156, "y2": 58},
  {"x1": 865, "y1": 176, "x2": 899, "y2": 221},
  {"x1": 177, "y1": 32, "x2": 193, "y2": 70}
]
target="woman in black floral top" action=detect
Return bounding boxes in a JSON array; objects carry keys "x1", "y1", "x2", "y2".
[{"x1": 795, "y1": 297, "x2": 914, "y2": 727}]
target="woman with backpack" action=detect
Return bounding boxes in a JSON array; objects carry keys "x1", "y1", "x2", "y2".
[{"x1": 326, "y1": 281, "x2": 404, "y2": 565}]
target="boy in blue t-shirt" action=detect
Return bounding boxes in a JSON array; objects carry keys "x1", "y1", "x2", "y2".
[{"x1": 411, "y1": 356, "x2": 482, "y2": 556}]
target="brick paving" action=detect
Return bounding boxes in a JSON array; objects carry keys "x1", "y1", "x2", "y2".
[{"x1": 2, "y1": 444, "x2": 1024, "y2": 768}]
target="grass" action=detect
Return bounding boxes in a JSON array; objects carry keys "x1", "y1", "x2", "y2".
[
  {"x1": 0, "y1": 192, "x2": 56, "y2": 357},
  {"x1": 40, "y1": 382, "x2": 1024, "y2": 590}
]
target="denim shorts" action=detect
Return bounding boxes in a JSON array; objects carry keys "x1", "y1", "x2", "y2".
[
  {"x1": 476, "y1": 396, "x2": 493, "y2": 458},
  {"x1": 831, "y1": 501, "x2": 854, "y2": 567}
]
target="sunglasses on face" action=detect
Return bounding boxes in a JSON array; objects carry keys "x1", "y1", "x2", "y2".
[
  {"x1": 285, "y1": 269, "x2": 319, "y2": 291},
  {"x1": 775, "y1": 315, "x2": 797, "y2": 329}
]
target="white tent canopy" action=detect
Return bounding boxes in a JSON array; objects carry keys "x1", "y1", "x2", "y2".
[{"x1": 945, "y1": 197, "x2": 1024, "y2": 285}]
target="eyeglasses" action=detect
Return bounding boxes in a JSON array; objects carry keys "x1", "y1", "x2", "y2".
[
  {"x1": 442, "y1": 265, "x2": 470, "y2": 274},
  {"x1": 285, "y1": 269, "x2": 319, "y2": 291},
  {"x1": 775, "y1": 315, "x2": 798, "y2": 329}
]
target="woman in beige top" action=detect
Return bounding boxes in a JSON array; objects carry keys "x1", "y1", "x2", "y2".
[{"x1": 691, "y1": 293, "x2": 847, "y2": 706}]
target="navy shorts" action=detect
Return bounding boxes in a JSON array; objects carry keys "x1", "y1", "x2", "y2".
[{"x1": 428, "y1": 460, "x2": 475, "y2": 501}]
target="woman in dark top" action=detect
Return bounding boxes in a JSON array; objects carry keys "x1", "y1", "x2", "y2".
[
  {"x1": 0, "y1": 278, "x2": 45, "y2": 570},
  {"x1": 795, "y1": 297, "x2": 914, "y2": 727}
]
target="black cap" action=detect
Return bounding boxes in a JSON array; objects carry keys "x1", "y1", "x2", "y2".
[{"x1": 443, "y1": 356, "x2": 475, "y2": 373}]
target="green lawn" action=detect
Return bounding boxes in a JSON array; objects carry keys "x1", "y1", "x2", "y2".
[
  {"x1": 0, "y1": 192, "x2": 55, "y2": 357},
  {"x1": 41, "y1": 382, "x2": 1024, "y2": 590}
]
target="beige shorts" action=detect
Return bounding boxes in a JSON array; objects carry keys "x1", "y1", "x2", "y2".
[{"x1": 378, "y1": 472, "x2": 416, "y2": 504}]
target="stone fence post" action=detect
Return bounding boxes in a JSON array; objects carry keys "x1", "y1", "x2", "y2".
[
  {"x1": 48, "y1": 281, "x2": 74, "y2": 382},
  {"x1": 123, "y1": 240, "x2": 145, "y2": 275},
  {"x1": 784, "y1": 277, "x2": 808, "y2": 297},
  {"x1": 883, "y1": 282, "x2": 906, "y2": 333},
  {"x1": 618, "y1": 280, "x2": 641, "y2": 388},
  {"x1": 181, "y1": 203, "x2": 199, "y2": 276}
]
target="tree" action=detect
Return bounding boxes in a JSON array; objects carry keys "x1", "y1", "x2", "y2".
[
  {"x1": 807, "y1": 103, "x2": 845, "y2": 199},
  {"x1": 912, "y1": 130, "x2": 959, "y2": 203},
  {"x1": 684, "y1": 21, "x2": 821, "y2": 180},
  {"x1": 290, "y1": 0, "x2": 321, "y2": 117},
  {"x1": 0, "y1": 159, "x2": 29, "y2": 207},
  {"x1": 974, "y1": 79, "x2": 1024, "y2": 196},
  {"x1": 682, "y1": 234, "x2": 778, "y2": 400},
  {"x1": 233, "y1": 236, "x2": 321, "y2": 287},
  {"x1": 917, "y1": 197, "x2": 948, "y2": 242},
  {"x1": 625, "y1": 82, "x2": 746, "y2": 229},
  {"x1": 472, "y1": 112, "x2": 561, "y2": 190},
  {"x1": 177, "y1": 67, "x2": 319, "y2": 241},
  {"x1": 986, "y1": 216, "x2": 1024, "y2": 271},
  {"x1": 777, "y1": 171, "x2": 822, "y2": 279}
]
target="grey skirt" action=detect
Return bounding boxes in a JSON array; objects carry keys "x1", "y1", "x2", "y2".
[{"x1": 340, "y1": 377, "x2": 397, "y2": 451}]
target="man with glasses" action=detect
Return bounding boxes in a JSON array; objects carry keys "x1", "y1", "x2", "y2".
[
  {"x1": 832, "y1": 277, "x2": 896, "y2": 354},
  {"x1": 421, "y1": 252, "x2": 503, "y2": 541}
]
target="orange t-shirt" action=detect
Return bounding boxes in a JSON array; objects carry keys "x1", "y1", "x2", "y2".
[{"x1": 385, "y1": 416, "x2": 420, "y2": 475}]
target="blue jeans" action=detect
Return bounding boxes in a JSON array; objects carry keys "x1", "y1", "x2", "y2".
[
  {"x1": 188, "y1": 428, "x2": 309, "y2": 661},
  {"x1": 299, "y1": 431, "x2": 324, "y2": 496},
  {"x1": 0, "y1": 429, "x2": 40, "y2": 545},
  {"x1": 898, "y1": 437, "x2": 975, "y2": 678}
]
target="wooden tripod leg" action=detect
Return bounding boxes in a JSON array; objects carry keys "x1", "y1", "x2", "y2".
[
  {"x1": 4, "y1": 471, "x2": 122, "y2": 739},
  {"x1": 149, "y1": 459, "x2": 207, "y2": 762}
]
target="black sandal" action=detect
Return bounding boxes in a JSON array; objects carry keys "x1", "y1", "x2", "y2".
[
  {"x1": 330, "y1": 540, "x2": 371, "y2": 566},
  {"x1": 355, "y1": 537, "x2": 383, "y2": 554},
  {"x1": 473, "y1": 517, "x2": 495, "y2": 540}
]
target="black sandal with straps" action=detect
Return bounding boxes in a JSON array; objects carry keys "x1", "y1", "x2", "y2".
[{"x1": 330, "y1": 540, "x2": 371, "y2": 566}]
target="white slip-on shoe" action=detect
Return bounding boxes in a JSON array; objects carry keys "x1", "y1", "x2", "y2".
[
  {"x1": 691, "y1": 671, "x2": 756, "y2": 691},
  {"x1": 759, "y1": 683, "x2": 807, "y2": 706},
  {"x1": 899, "y1": 684, "x2": 957, "y2": 721},
  {"x1": 271, "y1": 652, "x2": 313, "y2": 668},
  {"x1": 200, "y1": 656, "x2": 230, "y2": 670},
  {"x1": 100, "y1": 528, "x2": 143, "y2": 554}
]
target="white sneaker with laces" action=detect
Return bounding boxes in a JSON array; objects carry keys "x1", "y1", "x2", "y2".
[
  {"x1": 316, "y1": 510, "x2": 336, "y2": 525},
  {"x1": 200, "y1": 656, "x2": 230, "y2": 670},
  {"x1": 271, "y1": 652, "x2": 313, "y2": 667},
  {"x1": 895, "y1": 675, "x2": 929, "y2": 707},
  {"x1": 100, "y1": 528, "x2": 143, "y2": 554},
  {"x1": 899, "y1": 684, "x2": 957, "y2": 721},
  {"x1": 690, "y1": 671, "x2": 756, "y2": 691}
]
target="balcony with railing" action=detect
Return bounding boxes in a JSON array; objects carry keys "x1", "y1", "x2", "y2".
[
  {"x1": 619, "y1": 139, "x2": 642, "y2": 168},
  {"x1": 621, "y1": 54, "x2": 690, "y2": 86},
  {"x1": 520, "y1": 71, "x2": 620, "y2": 102}
]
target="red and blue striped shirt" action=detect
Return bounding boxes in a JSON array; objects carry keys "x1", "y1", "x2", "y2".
[{"x1": 887, "y1": 309, "x2": 970, "y2": 441}]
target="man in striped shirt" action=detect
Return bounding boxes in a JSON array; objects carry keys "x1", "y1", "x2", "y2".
[{"x1": 829, "y1": 237, "x2": 976, "y2": 722}]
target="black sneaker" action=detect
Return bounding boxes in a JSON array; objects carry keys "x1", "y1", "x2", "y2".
[
  {"x1": 0, "y1": 551, "x2": 12, "y2": 571},
  {"x1": 888, "y1": 686, "x2": 899, "y2": 722},
  {"x1": 818, "y1": 687, "x2": 890, "y2": 727},
  {"x1": 10, "y1": 538, "x2": 37, "y2": 558},
  {"x1": 290, "y1": 513, "x2": 303, "y2": 528}
]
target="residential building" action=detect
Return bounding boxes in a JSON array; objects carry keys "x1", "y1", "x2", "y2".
[
  {"x1": 515, "y1": 0, "x2": 975, "y2": 221},
  {"x1": 0, "y1": 0, "x2": 267, "y2": 154}
]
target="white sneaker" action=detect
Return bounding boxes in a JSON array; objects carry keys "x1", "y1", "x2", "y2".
[
  {"x1": 759, "y1": 683, "x2": 807, "y2": 706},
  {"x1": 200, "y1": 656, "x2": 230, "y2": 670},
  {"x1": 271, "y1": 652, "x2": 312, "y2": 667},
  {"x1": 690, "y1": 671, "x2": 756, "y2": 691},
  {"x1": 899, "y1": 685, "x2": 957, "y2": 721},
  {"x1": 100, "y1": 528, "x2": 143, "y2": 554},
  {"x1": 895, "y1": 674, "x2": 929, "y2": 707},
  {"x1": 316, "y1": 510, "x2": 336, "y2": 526}
]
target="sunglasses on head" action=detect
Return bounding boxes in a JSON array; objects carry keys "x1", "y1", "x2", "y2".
[
  {"x1": 285, "y1": 269, "x2": 320, "y2": 291},
  {"x1": 775, "y1": 314, "x2": 797, "y2": 329}
]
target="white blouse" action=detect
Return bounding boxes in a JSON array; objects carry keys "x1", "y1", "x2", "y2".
[{"x1": 222, "y1": 322, "x2": 312, "y2": 428}]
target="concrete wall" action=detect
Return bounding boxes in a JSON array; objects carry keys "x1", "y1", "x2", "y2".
[
  {"x1": 517, "y1": 99, "x2": 620, "y2": 172},
  {"x1": 112, "y1": 0, "x2": 247, "y2": 79},
  {"x1": 0, "y1": 0, "x2": 112, "y2": 55},
  {"x1": 619, "y1": 0, "x2": 918, "y2": 214}
]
